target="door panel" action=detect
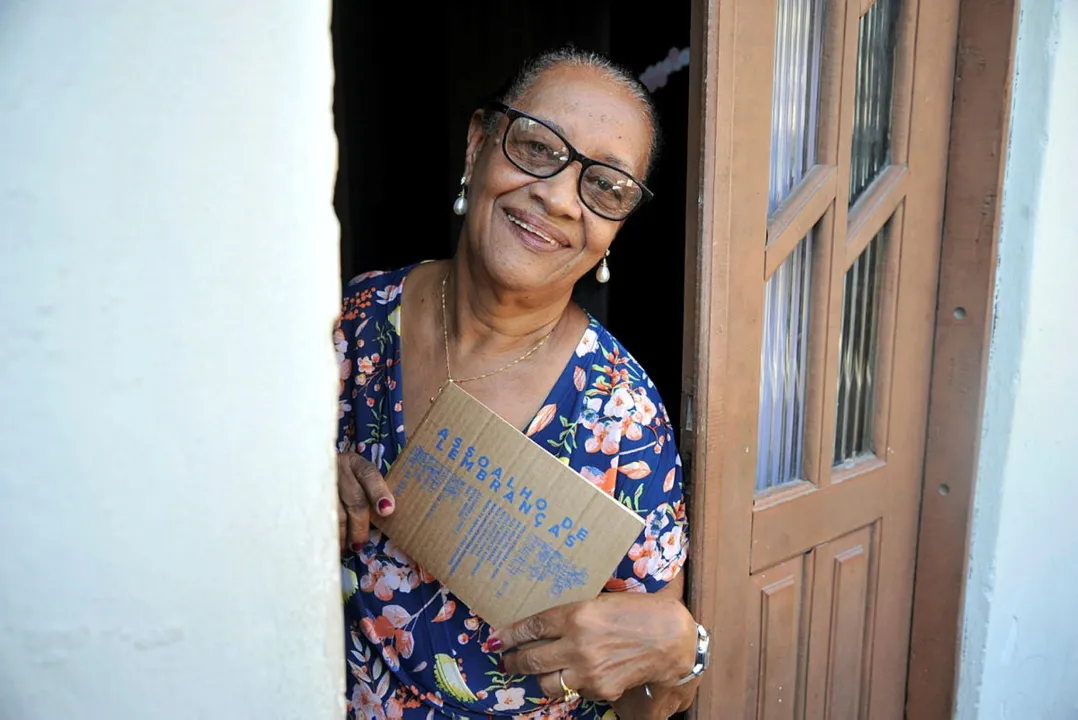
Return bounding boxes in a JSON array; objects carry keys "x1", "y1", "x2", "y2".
[
  {"x1": 684, "y1": 0, "x2": 958, "y2": 716},
  {"x1": 744, "y1": 556, "x2": 809, "y2": 720},
  {"x1": 804, "y1": 525, "x2": 879, "y2": 719}
]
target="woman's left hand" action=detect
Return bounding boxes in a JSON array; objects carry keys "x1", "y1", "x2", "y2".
[{"x1": 488, "y1": 575, "x2": 698, "y2": 704}]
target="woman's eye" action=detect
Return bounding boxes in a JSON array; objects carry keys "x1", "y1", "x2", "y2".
[
  {"x1": 590, "y1": 175, "x2": 621, "y2": 197},
  {"x1": 528, "y1": 141, "x2": 551, "y2": 156}
]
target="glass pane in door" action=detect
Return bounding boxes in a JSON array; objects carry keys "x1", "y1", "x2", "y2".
[
  {"x1": 849, "y1": 0, "x2": 900, "y2": 204},
  {"x1": 758, "y1": 234, "x2": 815, "y2": 489},
  {"x1": 835, "y1": 220, "x2": 889, "y2": 464},
  {"x1": 768, "y1": 0, "x2": 825, "y2": 210}
]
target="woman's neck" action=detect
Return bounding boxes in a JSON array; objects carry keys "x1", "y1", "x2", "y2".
[{"x1": 444, "y1": 254, "x2": 570, "y2": 360}]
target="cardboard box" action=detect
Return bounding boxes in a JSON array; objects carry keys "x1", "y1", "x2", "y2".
[{"x1": 374, "y1": 382, "x2": 645, "y2": 629}]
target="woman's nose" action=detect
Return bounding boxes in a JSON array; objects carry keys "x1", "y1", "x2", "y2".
[{"x1": 529, "y1": 164, "x2": 583, "y2": 220}]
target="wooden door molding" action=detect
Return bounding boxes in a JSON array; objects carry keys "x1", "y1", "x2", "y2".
[
  {"x1": 905, "y1": 1, "x2": 1019, "y2": 717},
  {"x1": 681, "y1": 0, "x2": 773, "y2": 715}
]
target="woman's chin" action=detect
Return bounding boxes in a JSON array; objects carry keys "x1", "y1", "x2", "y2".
[{"x1": 476, "y1": 256, "x2": 577, "y2": 295}]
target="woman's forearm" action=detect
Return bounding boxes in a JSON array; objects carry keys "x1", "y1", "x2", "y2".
[{"x1": 611, "y1": 576, "x2": 701, "y2": 719}]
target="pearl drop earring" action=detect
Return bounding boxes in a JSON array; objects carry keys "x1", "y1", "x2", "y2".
[
  {"x1": 452, "y1": 175, "x2": 468, "y2": 216},
  {"x1": 596, "y1": 250, "x2": 611, "y2": 283}
]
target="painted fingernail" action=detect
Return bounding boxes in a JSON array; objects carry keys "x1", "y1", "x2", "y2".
[
  {"x1": 351, "y1": 542, "x2": 363, "y2": 553},
  {"x1": 497, "y1": 659, "x2": 506, "y2": 672},
  {"x1": 488, "y1": 637, "x2": 503, "y2": 652},
  {"x1": 378, "y1": 498, "x2": 393, "y2": 514}
]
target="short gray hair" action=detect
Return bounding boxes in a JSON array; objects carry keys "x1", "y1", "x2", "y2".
[{"x1": 483, "y1": 47, "x2": 662, "y2": 181}]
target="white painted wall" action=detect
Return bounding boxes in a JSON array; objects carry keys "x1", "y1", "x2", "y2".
[
  {"x1": 956, "y1": 2, "x2": 1078, "y2": 718},
  {"x1": 0, "y1": 3, "x2": 344, "y2": 718}
]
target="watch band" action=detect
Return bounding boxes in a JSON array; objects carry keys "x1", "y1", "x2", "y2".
[{"x1": 675, "y1": 623, "x2": 711, "y2": 686}]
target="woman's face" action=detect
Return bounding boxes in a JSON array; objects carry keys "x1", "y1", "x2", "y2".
[{"x1": 460, "y1": 65, "x2": 652, "y2": 296}]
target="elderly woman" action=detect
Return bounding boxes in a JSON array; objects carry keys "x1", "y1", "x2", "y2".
[{"x1": 336, "y1": 49, "x2": 708, "y2": 720}]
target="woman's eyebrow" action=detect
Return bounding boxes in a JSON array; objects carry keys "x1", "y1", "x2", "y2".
[
  {"x1": 527, "y1": 111, "x2": 568, "y2": 137},
  {"x1": 599, "y1": 154, "x2": 633, "y2": 173},
  {"x1": 534, "y1": 112, "x2": 636, "y2": 173}
]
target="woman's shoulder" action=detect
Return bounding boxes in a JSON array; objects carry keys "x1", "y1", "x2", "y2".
[
  {"x1": 341, "y1": 266, "x2": 409, "y2": 312},
  {"x1": 573, "y1": 316, "x2": 674, "y2": 427},
  {"x1": 560, "y1": 315, "x2": 680, "y2": 496},
  {"x1": 339, "y1": 263, "x2": 432, "y2": 337},
  {"x1": 566, "y1": 317, "x2": 687, "y2": 593}
]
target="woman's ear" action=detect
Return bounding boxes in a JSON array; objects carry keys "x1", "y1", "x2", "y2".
[{"x1": 463, "y1": 109, "x2": 490, "y2": 183}]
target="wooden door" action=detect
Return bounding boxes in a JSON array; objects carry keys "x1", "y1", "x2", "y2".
[{"x1": 681, "y1": 0, "x2": 958, "y2": 717}]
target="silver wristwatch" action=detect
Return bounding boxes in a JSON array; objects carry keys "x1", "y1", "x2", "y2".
[{"x1": 675, "y1": 624, "x2": 711, "y2": 686}]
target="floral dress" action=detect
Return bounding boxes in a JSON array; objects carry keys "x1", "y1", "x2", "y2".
[{"x1": 336, "y1": 265, "x2": 689, "y2": 720}]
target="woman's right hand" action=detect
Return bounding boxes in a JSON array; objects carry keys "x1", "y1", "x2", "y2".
[{"x1": 337, "y1": 452, "x2": 396, "y2": 553}]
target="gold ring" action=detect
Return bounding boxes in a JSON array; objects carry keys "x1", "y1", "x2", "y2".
[{"x1": 559, "y1": 670, "x2": 580, "y2": 703}]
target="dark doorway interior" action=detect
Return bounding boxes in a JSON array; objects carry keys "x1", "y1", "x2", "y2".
[{"x1": 332, "y1": 1, "x2": 690, "y2": 427}]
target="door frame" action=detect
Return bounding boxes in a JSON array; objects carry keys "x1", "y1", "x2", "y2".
[
  {"x1": 680, "y1": 0, "x2": 1018, "y2": 716},
  {"x1": 905, "y1": 1, "x2": 1019, "y2": 717}
]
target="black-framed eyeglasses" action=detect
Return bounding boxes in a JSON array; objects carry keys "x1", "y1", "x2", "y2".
[{"x1": 484, "y1": 102, "x2": 653, "y2": 221}]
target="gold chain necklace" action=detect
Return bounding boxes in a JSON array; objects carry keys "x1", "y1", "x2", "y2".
[{"x1": 436, "y1": 272, "x2": 557, "y2": 401}]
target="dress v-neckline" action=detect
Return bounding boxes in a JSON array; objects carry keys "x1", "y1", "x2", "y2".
[{"x1": 389, "y1": 263, "x2": 594, "y2": 450}]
